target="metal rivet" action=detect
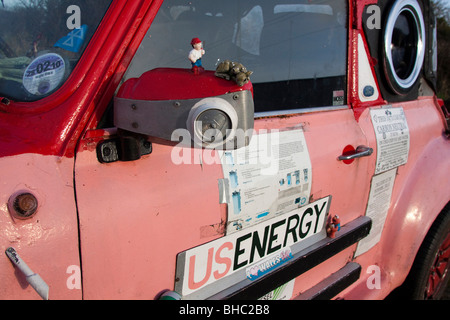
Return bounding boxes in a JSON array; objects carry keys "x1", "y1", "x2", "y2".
[
  {"x1": 363, "y1": 85, "x2": 375, "y2": 97},
  {"x1": 8, "y1": 192, "x2": 38, "y2": 219},
  {"x1": 132, "y1": 122, "x2": 139, "y2": 129}
]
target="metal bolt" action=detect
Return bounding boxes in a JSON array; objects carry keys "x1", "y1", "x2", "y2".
[
  {"x1": 9, "y1": 192, "x2": 38, "y2": 219},
  {"x1": 1, "y1": 97, "x2": 10, "y2": 105}
]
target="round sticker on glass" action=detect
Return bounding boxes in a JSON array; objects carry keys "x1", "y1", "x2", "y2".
[{"x1": 23, "y1": 53, "x2": 66, "y2": 95}]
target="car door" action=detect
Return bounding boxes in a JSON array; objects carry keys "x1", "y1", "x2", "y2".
[{"x1": 74, "y1": 0, "x2": 376, "y2": 299}]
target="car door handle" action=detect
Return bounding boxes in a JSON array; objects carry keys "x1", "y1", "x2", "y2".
[{"x1": 338, "y1": 145, "x2": 373, "y2": 161}]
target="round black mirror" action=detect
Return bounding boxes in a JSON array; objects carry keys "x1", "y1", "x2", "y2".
[{"x1": 383, "y1": 0, "x2": 425, "y2": 94}]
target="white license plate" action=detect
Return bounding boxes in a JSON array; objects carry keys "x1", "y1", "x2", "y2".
[{"x1": 175, "y1": 196, "x2": 331, "y2": 299}]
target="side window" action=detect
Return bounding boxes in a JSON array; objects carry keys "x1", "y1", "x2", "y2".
[
  {"x1": 0, "y1": 0, "x2": 112, "y2": 102},
  {"x1": 123, "y1": 0, "x2": 348, "y2": 113}
]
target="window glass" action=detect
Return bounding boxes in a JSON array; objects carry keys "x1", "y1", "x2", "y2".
[
  {"x1": 0, "y1": 0, "x2": 112, "y2": 102},
  {"x1": 382, "y1": 0, "x2": 425, "y2": 94},
  {"x1": 391, "y1": 12, "x2": 418, "y2": 80},
  {"x1": 124, "y1": 0, "x2": 348, "y2": 112}
]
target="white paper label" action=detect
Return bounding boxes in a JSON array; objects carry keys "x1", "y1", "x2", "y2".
[
  {"x1": 355, "y1": 169, "x2": 397, "y2": 256},
  {"x1": 371, "y1": 107, "x2": 410, "y2": 174},
  {"x1": 220, "y1": 129, "x2": 312, "y2": 233}
]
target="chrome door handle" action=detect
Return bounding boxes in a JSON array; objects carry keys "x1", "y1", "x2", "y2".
[{"x1": 338, "y1": 145, "x2": 373, "y2": 161}]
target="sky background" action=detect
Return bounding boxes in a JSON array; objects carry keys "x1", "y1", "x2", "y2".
[
  {"x1": 2, "y1": 0, "x2": 450, "y2": 7},
  {"x1": 440, "y1": 0, "x2": 450, "y2": 9}
]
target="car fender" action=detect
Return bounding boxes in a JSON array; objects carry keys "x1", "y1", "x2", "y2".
[{"x1": 379, "y1": 134, "x2": 450, "y2": 289}]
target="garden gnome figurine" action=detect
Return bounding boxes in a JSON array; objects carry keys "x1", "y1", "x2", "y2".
[
  {"x1": 326, "y1": 215, "x2": 341, "y2": 239},
  {"x1": 188, "y1": 37, "x2": 205, "y2": 74}
]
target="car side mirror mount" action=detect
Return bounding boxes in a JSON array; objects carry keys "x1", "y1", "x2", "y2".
[{"x1": 114, "y1": 68, "x2": 254, "y2": 150}]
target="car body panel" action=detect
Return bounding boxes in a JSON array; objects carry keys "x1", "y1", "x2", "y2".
[{"x1": 0, "y1": 0, "x2": 448, "y2": 300}]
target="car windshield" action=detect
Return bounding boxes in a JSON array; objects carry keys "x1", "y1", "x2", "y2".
[{"x1": 0, "y1": 0, "x2": 112, "y2": 102}]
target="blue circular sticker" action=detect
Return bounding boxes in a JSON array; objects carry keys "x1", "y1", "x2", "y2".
[{"x1": 23, "y1": 53, "x2": 66, "y2": 95}]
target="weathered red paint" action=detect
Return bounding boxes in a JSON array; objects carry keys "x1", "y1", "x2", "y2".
[
  {"x1": 347, "y1": 0, "x2": 386, "y2": 120},
  {"x1": 0, "y1": 0, "x2": 164, "y2": 158},
  {"x1": 117, "y1": 68, "x2": 253, "y2": 101}
]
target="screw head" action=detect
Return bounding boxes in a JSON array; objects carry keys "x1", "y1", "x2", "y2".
[{"x1": 8, "y1": 192, "x2": 38, "y2": 219}]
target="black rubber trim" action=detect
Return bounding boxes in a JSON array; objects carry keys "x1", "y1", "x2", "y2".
[
  {"x1": 208, "y1": 216, "x2": 372, "y2": 300},
  {"x1": 295, "y1": 262, "x2": 362, "y2": 300}
]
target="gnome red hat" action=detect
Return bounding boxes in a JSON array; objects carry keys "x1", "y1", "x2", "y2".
[{"x1": 191, "y1": 37, "x2": 202, "y2": 46}]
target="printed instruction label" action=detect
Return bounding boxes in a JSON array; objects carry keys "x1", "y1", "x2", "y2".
[
  {"x1": 219, "y1": 129, "x2": 312, "y2": 233},
  {"x1": 370, "y1": 107, "x2": 410, "y2": 174},
  {"x1": 355, "y1": 168, "x2": 397, "y2": 256}
]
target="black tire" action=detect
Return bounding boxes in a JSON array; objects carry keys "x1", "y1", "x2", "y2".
[{"x1": 402, "y1": 204, "x2": 450, "y2": 299}]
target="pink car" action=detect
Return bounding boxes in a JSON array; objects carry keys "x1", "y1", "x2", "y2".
[{"x1": 0, "y1": 0, "x2": 448, "y2": 301}]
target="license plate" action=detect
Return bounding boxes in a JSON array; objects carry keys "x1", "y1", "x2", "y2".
[{"x1": 174, "y1": 196, "x2": 331, "y2": 299}]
